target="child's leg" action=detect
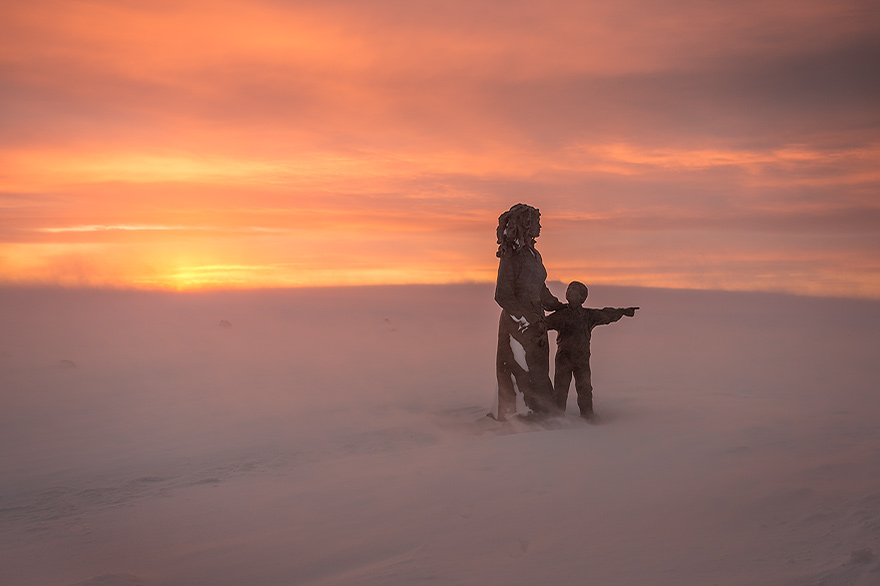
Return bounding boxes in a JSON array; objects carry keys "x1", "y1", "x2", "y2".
[
  {"x1": 572, "y1": 359, "x2": 594, "y2": 417},
  {"x1": 553, "y1": 354, "x2": 574, "y2": 412}
]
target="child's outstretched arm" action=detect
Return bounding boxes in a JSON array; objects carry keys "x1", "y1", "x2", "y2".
[{"x1": 592, "y1": 306, "x2": 638, "y2": 326}]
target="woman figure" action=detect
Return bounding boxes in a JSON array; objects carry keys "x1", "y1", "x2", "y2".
[{"x1": 494, "y1": 203, "x2": 564, "y2": 420}]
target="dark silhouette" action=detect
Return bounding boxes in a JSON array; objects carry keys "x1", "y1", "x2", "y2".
[
  {"x1": 494, "y1": 204, "x2": 564, "y2": 420},
  {"x1": 546, "y1": 281, "x2": 638, "y2": 420}
]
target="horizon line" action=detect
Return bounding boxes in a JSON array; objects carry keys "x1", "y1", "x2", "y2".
[{"x1": 1, "y1": 280, "x2": 878, "y2": 303}]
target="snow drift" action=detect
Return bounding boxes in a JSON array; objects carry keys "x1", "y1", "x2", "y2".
[{"x1": 1, "y1": 284, "x2": 878, "y2": 586}]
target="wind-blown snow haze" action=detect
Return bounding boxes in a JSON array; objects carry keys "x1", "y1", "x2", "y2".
[{"x1": 1, "y1": 284, "x2": 879, "y2": 586}]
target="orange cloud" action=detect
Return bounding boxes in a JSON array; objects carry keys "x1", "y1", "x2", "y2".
[{"x1": 1, "y1": 0, "x2": 878, "y2": 296}]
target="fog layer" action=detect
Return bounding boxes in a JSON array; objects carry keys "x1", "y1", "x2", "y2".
[{"x1": 1, "y1": 285, "x2": 879, "y2": 586}]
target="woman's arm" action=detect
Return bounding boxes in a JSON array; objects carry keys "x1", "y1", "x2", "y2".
[
  {"x1": 495, "y1": 254, "x2": 529, "y2": 319},
  {"x1": 540, "y1": 284, "x2": 564, "y2": 311}
]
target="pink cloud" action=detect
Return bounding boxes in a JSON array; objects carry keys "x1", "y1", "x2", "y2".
[{"x1": 1, "y1": 0, "x2": 878, "y2": 295}]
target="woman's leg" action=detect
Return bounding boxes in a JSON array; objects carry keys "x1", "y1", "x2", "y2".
[
  {"x1": 496, "y1": 314, "x2": 519, "y2": 420},
  {"x1": 523, "y1": 330, "x2": 557, "y2": 415}
]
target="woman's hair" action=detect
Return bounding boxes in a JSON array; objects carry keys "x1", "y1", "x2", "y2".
[{"x1": 496, "y1": 203, "x2": 540, "y2": 258}]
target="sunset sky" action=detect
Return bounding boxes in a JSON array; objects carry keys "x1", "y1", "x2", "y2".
[{"x1": 2, "y1": 0, "x2": 879, "y2": 296}]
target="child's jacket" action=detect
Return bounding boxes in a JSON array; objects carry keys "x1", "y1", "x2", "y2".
[{"x1": 546, "y1": 306, "x2": 629, "y2": 357}]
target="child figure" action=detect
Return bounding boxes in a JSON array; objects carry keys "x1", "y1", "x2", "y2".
[{"x1": 546, "y1": 281, "x2": 638, "y2": 419}]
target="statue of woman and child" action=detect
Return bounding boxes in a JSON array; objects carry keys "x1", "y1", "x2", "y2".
[{"x1": 493, "y1": 203, "x2": 638, "y2": 422}]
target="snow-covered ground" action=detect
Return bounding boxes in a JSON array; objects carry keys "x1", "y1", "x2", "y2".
[{"x1": 1, "y1": 284, "x2": 878, "y2": 586}]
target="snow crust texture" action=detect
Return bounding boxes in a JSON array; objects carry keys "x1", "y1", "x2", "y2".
[{"x1": 1, "y1": 284, "x2": 879, "y2": 586}]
